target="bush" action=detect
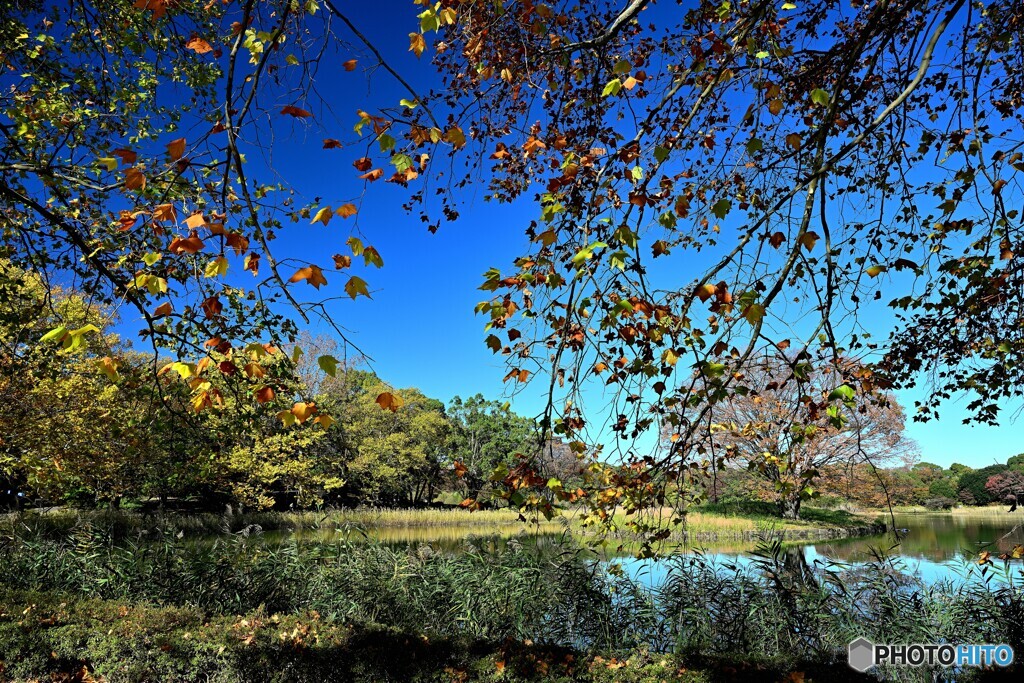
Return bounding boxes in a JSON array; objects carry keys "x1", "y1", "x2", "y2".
[{"x1": 924, "y1": 497, "x2": 955, "y2": 511}]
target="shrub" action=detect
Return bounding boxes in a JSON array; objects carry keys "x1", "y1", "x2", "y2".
[{"x1": 924, "y1": 497, "x2": 955, "y2": 511}]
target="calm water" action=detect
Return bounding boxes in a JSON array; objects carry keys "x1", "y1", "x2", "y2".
[
  {"x1": 616, "y1": 511, "x2": 1024, "y2": 585},
  {"x1": 261, "y1": 510, "x2": 1024, "y2": 583}
]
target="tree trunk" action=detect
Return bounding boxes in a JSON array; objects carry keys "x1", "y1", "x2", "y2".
[{"x1": 779, "y1": 495, "x2": 801, "y2": 520}]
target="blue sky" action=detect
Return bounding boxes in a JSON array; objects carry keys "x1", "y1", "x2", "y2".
[{"x1": 112, "y1": 1, "x2": 1022, "y2": 470}]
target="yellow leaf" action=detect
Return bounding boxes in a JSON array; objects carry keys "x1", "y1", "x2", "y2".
[
  {"x1": 316, "y1": 414, "x2": 334, "y2": 430},
  {"x1": 409, "y1": 32, "x2": 426, "y2": 57},
  {"x1": 96, "y1": 356, "x2": 120, "y2": 382},
  {"x1": 866, "y1": 264, "x2": 886, "y2": 277},
  {"x1": 204, "y1": 257, "x2": 228, "y2": 278},
  {"x1": 311, "y1": 206, "x2": 333, "y2": 225}
]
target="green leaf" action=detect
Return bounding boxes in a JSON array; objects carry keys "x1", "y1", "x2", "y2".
[
  {"x1": 345, "y1": 276, "x2": 370, "y2": 299},
  {"x1": 142, "y1": 252, "x2": 161, "y2": 266},
  {"x1": 711, "y1": 199, "x2": 732, "y2": 219},
  {"x1": 810, "y1": 88, "x2": 830, "y2": 106},
  {"x1": 40, "y1": 326, "x2": 67, "y2": 343},
  {"x1": 630, "y1": 165, "x2": 644, "y2": 181},
  {"x1": 318, "y1": 355, "x2": 339, "y2": 377},
  {"x1": 399, "y1": 98, "x2": 418, "y2": 109},
  {"x1": 755, "y1": 50, "x2": 770, "y2": 60},
  {"x1": 612, "y1": 59, "x2": 631, "y2": 75},
  {"x1": 654, "y1": 146, "x2": 670, "y2": 163},
  {"x1": 746, "y1": 137, "x2": 763, "y2": 154},
  {"x1": 828, "y1": 384, "x2": 856, "y2": 402},
  {"x1": 602, "y1": 79, "x2": 622, "y2": 97}
]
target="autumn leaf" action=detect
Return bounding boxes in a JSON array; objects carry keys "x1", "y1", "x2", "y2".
[
  {"x1": 113, "y1": 148, "x2": 137, "y2": 165},
  {"x1": 281, "y1": 105, "x2": 313, "y2": 118},
  {"x1": 335, "y1": 204, "x2": 357, "y2": 218},
  {"x1": 152, "y1": 302, "x2": 173, "y2": 318},
  {"x1": 375, "y1": 391, "x2": 404, "y2": 411},
  {"x1": 332, "y1": 254, "x2": 352, "y2": 269},
  {"x1": 96, "y1": 356, "x2": 119, "y2": 382},
  {"x1": 353, "y1": 157, "x2": 373, "y2": 172},
  {"x1": 167, "y1": 138, "x2": 186, "y2": 160},
  {"x1": 409, "y1": 32, "x2": 426, "y2": 57},
  {"x1": 201, "y1": 296, "x2": 222, "y2": 318},
  {"x1": 785, "y1": 132, "x2": 802, "y2": 150},
  {"x1": 124, "y1": 168, "x2": 146, "y2": 191},
  {"x1": 360, "y1": 168, "x2": 383, "y2": 182},
  {"x1": 768, "y1": 99, "x2": 784, "y2": 115},
  {"x1": 169, "y1": 235, "x2": 205, "y2": 254},
  {"x1": 696, "y1": 283, "x2": 717, "y2": 302},
  {"x1": 133, "y1": 0, "x2": 169, "y2": 20},
  {"x1": 866, "y1": 264, "x2": 887, "y2": 277},
  {"x1": 798, "y1": 231, "x2": 820, "y2": 252},
  {"x1": 291, "y1": 402, "x2": 316, "y2": 423},
  {"x1": 311, "y1": 206, "x2": 333, "y2": 225},
  {"x1": 453, "y1": 461, "x2": 468, "y2": 478},
  {"x1": 742, "y1": 303, "x2": 765, "y2": 325},
  {"x1": 289, "y1": 265, "x2": 328, "y2": 289},
  {"x1": 343, "y1": 59, "x2": 358, "y2": 71},
  {"x1": 185, "y1": 36, "x2": 213, "y2": 54},
  {"x1": 323, "y1": 139, "x2": 343, "y2": 149},
  {"x1": 153, "y1": 204, "x2": 177, "y2": 223},
  {"x1": 255, "y1": 386, "x2": 275, "y2": 403},
  {"x1": 344, "y1": 275, "x2": 370, "y2": 299},
  {"x1": 185, "y1": 213, "x2": 206, "y2": 230}
]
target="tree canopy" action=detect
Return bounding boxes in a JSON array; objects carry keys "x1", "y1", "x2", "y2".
[{"x1": 3, "y1": 0, "x2": 1023, "y2": 536}]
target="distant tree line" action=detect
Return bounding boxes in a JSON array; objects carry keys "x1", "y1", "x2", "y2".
[{"x1": 0, "y1": 263, "x2": 582, "y2": 511}]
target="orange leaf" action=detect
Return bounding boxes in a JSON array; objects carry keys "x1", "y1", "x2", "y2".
[
  {"x1": 167, "y1": 138, "x2": 186, "y2": 160},
  {"x1": 185, "y1": 36, "x2": 213, "y2": 54},
  {"x1": 133, "y1": 0, "x2": 168, "y2": 19},
  {"x1": 323, "y1": 139, "x2": 343, "y2": 149},
  {"x1": 289, "y1": 265, "x2": 328, "y2": 289},
  {"x1": 152, "y1": 302, "x2": 173, "y2": 318},
  {"x1": 291, "y1": 401, "x2": 316, "y2": 423},
  {"x1": 226, "y1": 233, "x2": 249, "y2": 256},
  {"x1": 454, "y1": 461, "x2": 468, "y2": 478},
  {"x1": 185, "y1": 213, "x2": 206, "y2": 230},
  {"x1": 169, "y1": 235, "x2": 205, "y2": 254},
  {"x1": 255, "y1": 386, "x2": 275, "y2": 403},
  {"x1": 343, "y1": 59, "x2": 358, "y2": 71},
  {"x1": 409, "y1": 33, "x2": 426, "y2": 58},
  {"x1": 696, "y1": 283, "x2": 717, "y2": 302},
  {"x1": 281, "y1": 105, "x2": 313, "y2": 118},
  {"x1": 113, "y1": 148, "x2": 137, "y2": 165},
  {"x1": 332, "y1": 254, "x2": 352, "y2": 269},
  {"x1": 124, "y1": 168, "x2": 146, "y2": 191},
  {"x1": 201, "y1": 296, "x2": 222, "y2": 318},
  {"x1": 360, "y1": 168, "x2": 383, "y2": 182},
  {"x1": 375, "y1": 391, "x2": 404, "y2": 412},
  {"x1": 153, "y1": 204, "x2": 177, "y2": 223},
  {"x1": 353, "y1": 157, "x2": 373, "y2": 172},
  {"x1": 335, "y1": 204, "x2": 357, "y2": 218}
]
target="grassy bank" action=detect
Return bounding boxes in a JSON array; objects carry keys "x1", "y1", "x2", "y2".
[
  {"x1": 0, "y1": 503, "x2": 882, "y2": 548},
  {"x1": 0, "y1": 529, "x2": 1021, "y2": 682}
]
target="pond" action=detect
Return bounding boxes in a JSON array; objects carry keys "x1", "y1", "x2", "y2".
[
  {"x1": 615, "y1": 511, "x2": 1024, "y2": 586},
  {"x1": 259, "y1": 509, "x2": 1024, "y2": 583}
]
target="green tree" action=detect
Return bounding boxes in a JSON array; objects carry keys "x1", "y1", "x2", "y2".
[{"x1": 447, "y1": 394, "x2": 536, "y2": 502}]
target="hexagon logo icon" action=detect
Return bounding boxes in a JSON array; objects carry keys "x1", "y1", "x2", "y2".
[{"x1": 848, "y1": 637, "x2": 875, "y2": 672}]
